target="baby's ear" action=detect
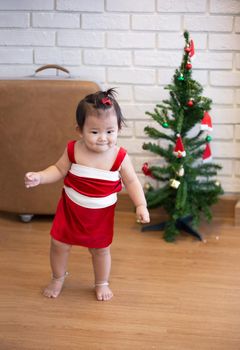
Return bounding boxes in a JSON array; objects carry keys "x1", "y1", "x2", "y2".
[{"x1": 76, "y1": 125, "x2": 82, "y2": 135}]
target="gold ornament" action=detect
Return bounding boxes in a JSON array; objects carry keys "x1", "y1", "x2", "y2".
[
  {"x1": 144, "y1": 182, "x2": 151, "y2": 191},
  {"x1": 169, "y1": 179, "x2": 180, "y2": 189},
  {"x1": 177, "y1": 166, "x2": 184, "y2": 177}
]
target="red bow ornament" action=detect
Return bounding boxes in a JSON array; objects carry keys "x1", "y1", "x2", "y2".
[
  {"x1": 142, "y1": 163, "x2": 154, "y2": 177},
  {"x1": 185, "y1": 39, "x2": 195, "y2": 58}
]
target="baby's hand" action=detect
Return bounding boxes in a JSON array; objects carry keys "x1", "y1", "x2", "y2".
[
  {"x1": 136, "y1": 205, "x2": 150, "y2": 224},
  {"x1": 24, "y1": 172, "x2": 41, "y2": 188}
]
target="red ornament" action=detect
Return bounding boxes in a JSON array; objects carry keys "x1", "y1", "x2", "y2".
[
  {"x1": 187, "y1": 99, "x2": 194, "y2": 107},
  {"x1": 142, "y1": 162, "x2": 153, "y2": 177},
  {"x1": 184, "y1": 40, "x2": 195, "y2": 57},
  {"x1": 186, "y1": 62, "x2": 192, "y2": 70}
]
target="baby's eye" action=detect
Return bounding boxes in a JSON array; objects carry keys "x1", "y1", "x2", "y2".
[
  {"x1": 91, "y1": 131, "x2": 98, "y2": 134},
  {"x1": 107, "y1": 130, "x2": 114, "y2": 134}
]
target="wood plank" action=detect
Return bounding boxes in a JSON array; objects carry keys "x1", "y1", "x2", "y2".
[{"x1": 0, "y1": 211, "x2": 240, "y2": 350}]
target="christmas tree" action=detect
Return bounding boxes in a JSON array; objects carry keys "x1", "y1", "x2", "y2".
[{"x1": 142, "y1": 31, "x2": 224, "y2": 242}]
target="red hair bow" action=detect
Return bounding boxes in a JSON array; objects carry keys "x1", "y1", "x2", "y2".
[{"x1": 101, "y1": 97, "x2": 112, "y2": 105}]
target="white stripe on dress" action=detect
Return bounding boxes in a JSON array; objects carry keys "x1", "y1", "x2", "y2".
[
  {"x1": 64, "y1": 186, "x2": 117, "y2": 209},
  {"x1": 69, "y1": 163, "x2": 120, "y2": 181}
]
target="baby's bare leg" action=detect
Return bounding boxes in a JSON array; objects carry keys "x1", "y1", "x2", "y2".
[
  {"x1": 43, "y1": 238, "x2": 71, "y2": 298},
  {"x1": 88, "y1": 246, "x2": 113, "y2": 301}
]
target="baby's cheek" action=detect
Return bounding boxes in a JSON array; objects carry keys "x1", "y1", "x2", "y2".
[{"x1": 109, "y1": 141, "x2": 115, "y2": 147}]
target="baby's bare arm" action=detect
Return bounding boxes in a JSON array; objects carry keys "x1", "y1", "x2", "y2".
[
  {"x1": 25, "y1": 147, "x2": 71, "y2": 188},
  {"x1": 120, "y1": 154, "x2": 150, "y2": 223}
]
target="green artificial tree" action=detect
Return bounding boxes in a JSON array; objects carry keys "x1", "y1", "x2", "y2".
[{"x1": 142, "y1": 31, "x2": 224, "y2": 242}]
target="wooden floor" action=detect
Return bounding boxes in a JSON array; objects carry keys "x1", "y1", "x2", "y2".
[{"x1": 0, "y1": 211, "x2": 240, "y2": 350}]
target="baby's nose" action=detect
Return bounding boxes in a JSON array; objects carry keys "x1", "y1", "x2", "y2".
[{"x1": 99, "y1": 133, "x2": 107, "y2": 141}]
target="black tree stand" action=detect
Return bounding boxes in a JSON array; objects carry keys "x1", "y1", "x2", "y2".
[{"x1": 141, "y1": 215, "x2": 202, "y2": 241}]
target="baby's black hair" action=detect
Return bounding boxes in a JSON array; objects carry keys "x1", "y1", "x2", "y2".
[{"x1": 76, "y1": 88, "x2": 125, "y2": 130}]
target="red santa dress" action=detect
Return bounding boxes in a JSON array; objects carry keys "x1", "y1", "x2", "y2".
[{"x1": 50, "y1": 140, "x2": 127, "y2": 248}]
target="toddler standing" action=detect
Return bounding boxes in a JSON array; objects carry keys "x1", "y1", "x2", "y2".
[{"x1": 24, "y1": 89, "x2": 150, "y2": 301}]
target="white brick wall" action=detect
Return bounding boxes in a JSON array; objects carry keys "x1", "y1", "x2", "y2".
[
  {"x1": 82, "y1": 14, "x2": 129, "y2": 30},
  {"x1": 107, "y1": 32, "x2": 155, "y2": 49},
  {"x1": 0, "y1": 1, "x2": 54, "y2": 11},
  {"x1": 57, "y1": 31, "x2": 104, "y2": 47},
  {"x1": 32, "y1": 13, "x2": 80, "y2": 28},
  {"x1": 209, "y1": 34, "x2": 240, "y2": 50},
  {"x1": 210, "y1": 0, "x2": 240, "y2": 14},
  {"x1": 57, "y1": 0, "x2": 103, "y2": 12},
  {"x1": 210, "y1": 71, "x2": 240, "y2": 86},
  {"x1": 108, "y1": 68, "x2": 156, "y2": 84},
  {"x1": 0, "y1": 0, "x2": 239, "y2": 193},
  {"x1": 184, "y1": 15, "x2": 233, "y2": 32},
  {"x1": 107, "y1": 0, "x2": 155, "y2": 12},
  {"x1": 132, "y1": 14, "x2": 181, "y2": 30},
  {"x1": 0, "y1": 12, "x2": 30, "y2": 27},
  {"x1": 157, "y1": 0, "x2": 207, "y2": 12}
]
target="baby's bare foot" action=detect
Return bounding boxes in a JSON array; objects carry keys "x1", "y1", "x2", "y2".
[
  {"x1": 43, "y1": 273, "x2": 68, "y2": 298},
  {"x1": 95, "y1": 282, "x2": 113, "y2": 301}
]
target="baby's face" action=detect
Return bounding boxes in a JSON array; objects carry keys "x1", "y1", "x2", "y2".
[{"x1": 79, "y1": 109, "x2": 119, "y2": 153}]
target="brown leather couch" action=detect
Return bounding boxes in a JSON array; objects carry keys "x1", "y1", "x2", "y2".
[{"x1": 0, "y1": 65, "x2": 99, "y2": 221}]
